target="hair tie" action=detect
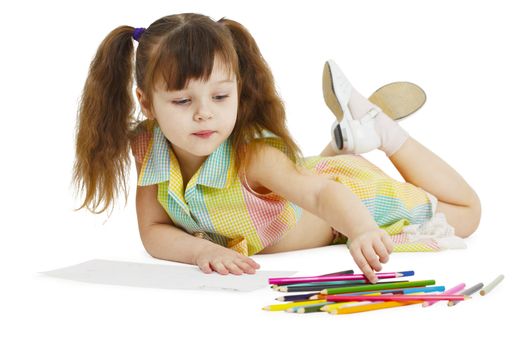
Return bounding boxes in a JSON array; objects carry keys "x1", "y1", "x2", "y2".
[{"x1": 132, "y1": 27, "x2": 146, "y2": 41}]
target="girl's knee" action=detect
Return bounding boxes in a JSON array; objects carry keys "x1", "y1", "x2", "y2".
[
  {"x1": 456, "y1": 200, "x2": 482, "y2": 238},
  {"x1": 436, "y1": 198, "x2": 481, "y2": 239}
]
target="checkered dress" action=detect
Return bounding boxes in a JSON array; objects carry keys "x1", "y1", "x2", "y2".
[{"x1": 132, "y1": 120, "x2": 438, "y2": 255}]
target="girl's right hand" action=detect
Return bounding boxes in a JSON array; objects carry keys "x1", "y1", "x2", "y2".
[
  {"x1": 347, "y1": 228, "x2": 394, "y2": 283},
  {"x1": 194, "y1": 243, "x2": 261, "y2": 275}
]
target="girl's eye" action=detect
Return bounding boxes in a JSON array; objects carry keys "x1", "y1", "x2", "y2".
[
  {"x1": 172, "y1": 99, "x2": 190, "y2": 105},
  {"x1": 214, "y1": 95, "x2": 229, "y2": 101}
]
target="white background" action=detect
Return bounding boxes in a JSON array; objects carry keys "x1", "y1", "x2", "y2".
[{"x1": 1, "y1": 0, "x2": 524, "y2": 348}]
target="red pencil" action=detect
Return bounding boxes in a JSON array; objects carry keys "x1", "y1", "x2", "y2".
[{"x1": 326, "y1": 294, "x2": 469, "y2": 302}]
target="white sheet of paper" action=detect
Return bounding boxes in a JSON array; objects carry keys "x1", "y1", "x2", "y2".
[{"x1": 40, "y1": 259, "x2": 297, "y2": 292}]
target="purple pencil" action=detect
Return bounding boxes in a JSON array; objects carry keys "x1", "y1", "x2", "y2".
[{"x1": 268, "y1": 271, "x2": 414, "y2": 285}]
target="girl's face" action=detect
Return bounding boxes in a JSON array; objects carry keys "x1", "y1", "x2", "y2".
[{"x1": 145, "y1": 59, "x2": 238, "y2": 163}]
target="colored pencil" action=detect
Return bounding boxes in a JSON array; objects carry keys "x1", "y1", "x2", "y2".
[
  {"x1": 282, "y1": 285, "x2": 439, "y2": 303},
  {"x1": 290, "y1": 292, "x2": 385, "y2": 313},
  {"x1": 326, "y1": 294, "x2": 468, "y2": 302},
  {"x1": 329, "y1": 285, "x2": 445, "y2": 297},
  {"x1": 448, "y1": 282, "x2": 484, "y2": 306},
  {"x1": 269, "y1": 271, "x2": 414, "y2": 285},
  {"x1": 263, "y1": 299, "x2": 330, "y2": 312},
  {"x1": 275, "y1": 280, "x2": 367, "y2": 291},
  {"x1": 286, "y1": 302, "x2": 334, "y2": 313},
  {"x1": 422, "y1": 283, "x2": 466, "y2": 307},
  {"x1": 480, "y1": 274, "x2": 504, "y2": 296},
  {"x1": 277, "y1": 280, "x2": 409, "y2": 293},
  {"x1": 379, "y1": 286, "x2": 446, "y2": 295},
  {"x1": 331, "y1": 300, "x2": 423, "y2": 315},
  {"x1": 269, "y1": 269, "x2": 355, "y2": 288},
  {"x1": 321, "y1": 286, "x2": 446, "y2": 312},
  {"x1": 276, "y1": 292, "x2": 320, "y2": 302},
  {"x1": 315, "y1": 280, "x2": 436, "y2": 297}
]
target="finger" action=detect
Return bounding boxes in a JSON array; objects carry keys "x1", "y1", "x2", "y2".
[
  {"x1": 247, "y1": 259, "x2": 261, "y2": 270},
  {"x1": 362, "y1": 244, "x2": 382, "y2": 273},
  {"x1": 351, "y1": 247, "x2": 377, "y2": 283},
  {"x1": 381, "y1": 233, "x2": 394, "y2": 254},
  {"x1": 373, "y1": 238, "x2": 390, "y2": 264},
  {"x1": 235, "y1": 259, "x2": 256, "y2": 274},
  {"x1": 198, "y1": 261, "x2": 213, "y2": 274},
  {"x1": 211, "y1": 261, "x2": 229, "y2": 275},
  {"x1": 224, "y1": 261, "x2": 244, "y2": 275}
]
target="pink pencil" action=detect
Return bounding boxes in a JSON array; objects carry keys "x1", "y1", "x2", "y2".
[
  {"x1": 422, "y1": 283, "x2": 466, "y2": 307},
  {"x1": 268, "y1": 271, "x2": 414, "y2": 285},
  {"x1": 326, "y1": 294, "x2": 468, "y2": 302}
]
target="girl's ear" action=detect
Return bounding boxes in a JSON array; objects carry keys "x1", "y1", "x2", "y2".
[{"x1": 136, "y1": 88, "x2": 155, "y2": 120}]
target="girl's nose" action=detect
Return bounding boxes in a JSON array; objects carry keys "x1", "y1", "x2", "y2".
[
  {"x1": 195, "y1": 112, "x2": 213, "y2": 121},
  {"x1": 194, "y1": 100, "x2": 213, "y2": 121}
]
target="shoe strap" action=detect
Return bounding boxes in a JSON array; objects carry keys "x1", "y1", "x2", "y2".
[{"x1": 360, "y1": 107, "x2": 381, "y2": 123}]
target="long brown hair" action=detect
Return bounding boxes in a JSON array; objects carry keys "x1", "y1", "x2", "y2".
[{"x1": 74, "y1": 13, "x2": 303, "y2": 214}]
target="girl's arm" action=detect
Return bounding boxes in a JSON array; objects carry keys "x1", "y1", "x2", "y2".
[
  {"x1": 135, "y1": 163, "x2": 260, "y2": 275},
  {"x1": 136, "y1": 183, "x2": 208, "y2": 264},
  {"x1": 246, "y1": 145, "x2": 393, "y2": 281}
]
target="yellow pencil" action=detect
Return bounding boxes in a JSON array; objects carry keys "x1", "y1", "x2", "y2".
[
  {"x1": 263, "y1": 299, "x2": 329, "y2": 311},
  {"x1": 330, "y1": 300, "x2": 423, "y2": 315},
  {"x1": 330, "y1": 292, "x2": 426, "y2": 315},
  {"x1": 322, "y1": 301, "x2": 362, "y2": 312},
  {"x1": 321, "y1": 293, "x2": 382, "y2": 312}
]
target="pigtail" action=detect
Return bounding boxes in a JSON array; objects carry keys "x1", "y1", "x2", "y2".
[
  {"x1": 218, "y1": 18, "x2": 303, "y2": 169},
  {"x1": 73, "y1": 26, "x2": 136, "y2": 213}
]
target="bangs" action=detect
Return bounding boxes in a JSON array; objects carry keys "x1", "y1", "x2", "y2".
[{"x1": 145, "y1": 23, "x2": 238, "y2": 92}]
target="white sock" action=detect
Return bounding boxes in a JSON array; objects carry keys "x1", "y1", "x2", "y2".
[{"x1": 347, "y1": 86, "x2": 409, "y2": 157}]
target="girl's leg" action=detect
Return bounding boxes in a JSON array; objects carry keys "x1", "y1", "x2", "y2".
[
  {"x1": 320, "y1": 143, "x2": 337, "y2": 157},
  {"x1": 320, "y1": 138, "x2": 481, "y2": 238},
  {"x1": 320, "y1": 61, "x2": 481, "y2": 237},
  {"x1": 387, "y1": 137, "x2": 481, "y2": 238}
]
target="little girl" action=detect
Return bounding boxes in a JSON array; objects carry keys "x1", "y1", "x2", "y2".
[{"x1": 73, "y1": 13, "x2": 481, "y2": 282}]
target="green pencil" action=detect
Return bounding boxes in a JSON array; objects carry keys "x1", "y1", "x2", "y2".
[
  {"x1": 278, "y1": 280, "x2": 409, "y2": 292},
  {"x1": 316, "y1": 280, "x2": 436, "y2": 296},
  {"x1": 287, "y1": 302, "x2": 333, "y2": 313}
]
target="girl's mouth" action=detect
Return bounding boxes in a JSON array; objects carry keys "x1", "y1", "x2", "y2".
[{"x1": 192, "y1": 131, "x2": 215, "y2": 138}]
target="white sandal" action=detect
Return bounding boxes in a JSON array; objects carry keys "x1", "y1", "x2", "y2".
[{"x1": 323, "y1": 60, "x2": 381, "y2": 154}]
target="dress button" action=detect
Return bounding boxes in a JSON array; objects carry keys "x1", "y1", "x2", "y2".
[{"x1": 193, "y1": 231, "x2": 206, "y2": 239}]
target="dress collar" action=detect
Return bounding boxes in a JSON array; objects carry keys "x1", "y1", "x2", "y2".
[{"x1": 138, "y1": 123, "x2": 235, "y2": 190}]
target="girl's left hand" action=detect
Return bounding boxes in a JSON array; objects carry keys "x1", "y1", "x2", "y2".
[{"x1": 347, "y1": 228, "x2": 394, "y2": 283}]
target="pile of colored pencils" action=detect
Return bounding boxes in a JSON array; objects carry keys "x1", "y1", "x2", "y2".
[{"x1": 262, "y1": 270, "x2": 503, "y2": 315}]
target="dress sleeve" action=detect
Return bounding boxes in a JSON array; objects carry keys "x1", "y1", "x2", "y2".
[
  {"x1": 130, "y1": 120, "x2": 154, "y2": 164},
  {"x1": 256, "y1": 130, "x2": 298, "y2": 163}
]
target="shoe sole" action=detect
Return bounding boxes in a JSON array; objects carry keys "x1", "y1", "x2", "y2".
[
  {"x1": 368, "y1": 82, "x2": 426, "y2": 120},
  {"x1": 322, "y1": 62, "x2": 345, "y2": 122}
]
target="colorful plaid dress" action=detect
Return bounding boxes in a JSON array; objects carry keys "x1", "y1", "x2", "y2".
[{"x1": 131, "y1": 120, "x2": 442, "y2": 255}]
